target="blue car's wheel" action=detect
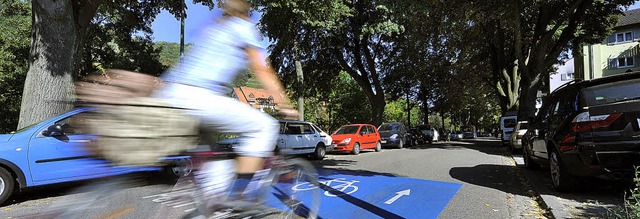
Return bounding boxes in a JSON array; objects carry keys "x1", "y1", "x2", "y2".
[{"x1": 0, "y1": 168, "x2": 14, "y2": 206}]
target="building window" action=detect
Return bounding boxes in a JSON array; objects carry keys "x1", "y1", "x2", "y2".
[
  {"x1": 617, "y1": 57, "x2": 635, "y2": 68},
  {"x1": 616, "y1": 31, "x2": 633, "y2": 43},
  {"x1": 561, "y1": 72, "x2": 574, "y2": 81}
]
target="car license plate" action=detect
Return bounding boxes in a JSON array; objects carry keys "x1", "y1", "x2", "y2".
[{"x1": 381, "y1": 140, "x2": 387, "y2": 143}]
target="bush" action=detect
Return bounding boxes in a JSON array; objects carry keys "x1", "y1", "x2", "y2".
[{"x1": 608, "y1": 166, "x2": 640, "y2": 219}]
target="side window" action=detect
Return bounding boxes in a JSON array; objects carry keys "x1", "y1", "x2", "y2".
[
  {"x1": 359, "y1": 126, "x2": 367, "y2": 134},
  {"x1": 312, "y1": 124, "x2": 326, "y2": 134},
  {"x1": 302, "y1": 124, "x2": 314, "y2": 134},
  {"x1": 286, "y1": 124, "x2": 303, "y2": 134},
  {"x1": 53, "y1": 113, "x2": 87, "y2": 135},
  {"x1": 368, "y1": 126, "x2": 376, "y2": 134},
  {"x1": 552, "y1": 100, "x2": 560, "y2": 116},
  {"x1": 537, "y1": 100, "x2": 554, "y2": 124},
  {"x1": 279, "y1": 122, "x2": 286, "y2": 134},
  {"x1": 561, "y1": 91, "x2": 579, "y2": 112}
]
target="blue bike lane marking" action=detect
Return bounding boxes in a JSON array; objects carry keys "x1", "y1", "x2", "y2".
[{"x1": 265, "y1": 169, "x2": 462, "y2": 219}]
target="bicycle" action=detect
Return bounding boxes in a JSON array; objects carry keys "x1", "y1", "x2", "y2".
[{"x1": 152, "y1": 145, "x2": 322, "y2": 219}]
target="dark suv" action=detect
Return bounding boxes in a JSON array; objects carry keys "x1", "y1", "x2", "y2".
[
  {"x1": 522, "y1": 72, "x2": 640, "y2": 191},
  {"x1": 378, "y1": 122, "x2": 409, "y2": 148}
]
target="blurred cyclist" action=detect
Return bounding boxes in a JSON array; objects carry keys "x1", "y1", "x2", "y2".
[{"x1": 154, "y1": 0, "x2": 298, "y2": 209}]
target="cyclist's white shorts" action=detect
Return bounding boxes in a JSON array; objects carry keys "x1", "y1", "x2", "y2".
[{"x1": 154, "y1": 82, "x2": 278, "y2": 158}]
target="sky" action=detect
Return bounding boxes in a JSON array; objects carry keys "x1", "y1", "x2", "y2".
[
  {"x1": 150, "y1": 2, "x2": 263, "y2": 45},
  {"x1": 150, "y1": 1, "x2": 640, "y2": 45}
]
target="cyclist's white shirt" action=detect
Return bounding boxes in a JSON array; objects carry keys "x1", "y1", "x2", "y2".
[{"x1": 160, "y1": 17, "x2": 261, "y2": 93}]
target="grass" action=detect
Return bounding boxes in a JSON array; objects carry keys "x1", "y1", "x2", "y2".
[{"x1": 607, "y1": 166, "x2": 640, "y2": 219}]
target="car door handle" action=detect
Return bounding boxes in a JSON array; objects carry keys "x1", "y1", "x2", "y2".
[
  {"x1": 297, "y1": 136, "x2": 303, "y2": 138},
  {"x1": 69, "y1": 140, "x2": 92, "y2": 143}
]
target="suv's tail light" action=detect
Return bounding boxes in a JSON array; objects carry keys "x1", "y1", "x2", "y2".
[
  {"x1": 571, "y1": 112, "x2": 622, "y2": 133},
  {"x1": 562, "y1": 112, "x2": 622, "y2": 152}
]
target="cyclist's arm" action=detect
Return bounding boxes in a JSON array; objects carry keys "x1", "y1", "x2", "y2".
[{"x1": 246, "y1": 47, "x2": 297, "y2": 113}]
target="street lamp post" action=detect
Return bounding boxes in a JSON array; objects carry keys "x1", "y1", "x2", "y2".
[{"x1": 180, "y1": 0, "x2": 185, "y2": 62}]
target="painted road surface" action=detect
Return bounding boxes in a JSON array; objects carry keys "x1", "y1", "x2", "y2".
[{"x1": 265, "y1": 169, "x2": 462, "y2": 219}]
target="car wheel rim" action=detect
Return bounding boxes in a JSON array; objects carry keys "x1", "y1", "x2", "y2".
[
  {"x1": 355, "y1": 145, "x2": 360, "y2": 153},
  {"x1": 319, "y1": 147, "x2": 325, "y2": 158},
  {"x1": 172, "y1": 158, "x2": 193, "y2": 177},
  {"x1": 0, "y1": 177, "x2": 4, "y2": 195},
  {"x1": 550, "y1": 152, "x2": 560, "y2": 187}
]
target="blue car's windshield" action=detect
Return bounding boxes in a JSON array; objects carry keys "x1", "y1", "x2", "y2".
[
  {"x1": 334, "y1": 126, "x2": 360, "y2": 134},
  {"x1": 378, "y1": 124, "x2": 398, "y2": 131}
]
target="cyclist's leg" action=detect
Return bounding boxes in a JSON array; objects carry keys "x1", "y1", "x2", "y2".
[
  {"x1": 267, "y1": 158, "x2": 320, "y2": 219},
  {"x1": 157, "y1": 83, "x2": 278, "y2": 198},
  {"x1": 193, "y1": 97, "x2": 278, "y2": 199}
]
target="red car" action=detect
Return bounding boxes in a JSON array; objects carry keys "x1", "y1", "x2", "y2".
[{"x1": 330, "y1": 124, "x2": 382, "y2": 155}]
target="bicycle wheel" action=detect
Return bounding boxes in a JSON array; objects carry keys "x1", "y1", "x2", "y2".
[{"x1": 260, "y1": 157, "x2": 321, "y2": 219}]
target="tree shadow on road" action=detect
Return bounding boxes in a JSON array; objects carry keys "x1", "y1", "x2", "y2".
[
  {"x1": 408, "y1": 138, "x2": 509, "y2": 157},
  {"x1": 449, "y1": 164, "x2": 530, "y2": 197}
]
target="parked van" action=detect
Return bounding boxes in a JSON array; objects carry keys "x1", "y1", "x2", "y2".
[{"x1": 500, "y1": 111, "x2": 518, "y2": 147}]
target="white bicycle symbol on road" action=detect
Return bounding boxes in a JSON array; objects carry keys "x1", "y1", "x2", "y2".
[{"x1": 292, "y1": 178, "x2": 359, "y2": 197}]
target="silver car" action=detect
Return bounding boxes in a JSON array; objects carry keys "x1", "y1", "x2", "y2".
[{"x1": 509, "y1": 121, "x2": 528, "y2": 152}]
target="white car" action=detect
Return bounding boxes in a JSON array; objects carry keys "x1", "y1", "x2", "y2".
[
  {"x1": 500, "y1": 111, "x2": 518, "y2": 147},
  {"x1": 509, "y1": 121, "x2": 528, "y2": 151},
  {"x1": 417, "y1": 124, "x2": 439, "y2": 144},
  {"x1": 217, "y1": 120, "x2": 332, "y2": 160}
]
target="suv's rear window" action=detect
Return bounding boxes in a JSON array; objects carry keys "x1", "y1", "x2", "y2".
[{"x1": 583, "y1": 78, "x2": 640, "y2": 106}]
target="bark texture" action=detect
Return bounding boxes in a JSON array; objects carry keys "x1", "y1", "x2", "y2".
[{"x1": 18, "y1": 0, "x2": 77, "y2": 129}]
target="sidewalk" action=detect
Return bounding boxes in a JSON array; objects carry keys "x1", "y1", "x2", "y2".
[{"x1": 512, "y1": 155, "x2": 626, "y2": 219}]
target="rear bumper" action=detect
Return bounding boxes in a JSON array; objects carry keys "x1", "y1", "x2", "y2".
[{"x1": 562, "y1": 140, "x2": 640, "y2": 180}]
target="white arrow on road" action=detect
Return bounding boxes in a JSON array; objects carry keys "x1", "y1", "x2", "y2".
[{"x1": 384, "y1": 189, "x2": 411, "y2": 204}]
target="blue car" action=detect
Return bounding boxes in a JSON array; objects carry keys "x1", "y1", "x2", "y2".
[{"x1": 0, "y1": 108, "x2": 189, "y2": 205}]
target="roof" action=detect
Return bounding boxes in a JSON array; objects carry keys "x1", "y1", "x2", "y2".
[
  {"x1": 616, "y1": 8, "x2": 640, "y2": 28},
  {"x1": 232, "y1": 87, "x2": 283, "y2": 109}
]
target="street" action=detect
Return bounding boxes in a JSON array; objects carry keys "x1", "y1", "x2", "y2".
[{"x1": 0, "y1": 138, "x2": 630, "y2": 218}]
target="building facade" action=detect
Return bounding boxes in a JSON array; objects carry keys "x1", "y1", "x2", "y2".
[
  {"x1": 231, "y1": 87, "x2": 281, "y2": 112},
  {"x1": 575, "y1": 9, "x2": 640, "y2": 80}
]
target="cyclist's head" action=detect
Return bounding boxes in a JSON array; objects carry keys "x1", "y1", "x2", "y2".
[{"x1": 222, "y1": 0, "x2": 251, "y2": 19}]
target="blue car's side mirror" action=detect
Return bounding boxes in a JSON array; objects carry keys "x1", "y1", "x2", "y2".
[{"x1": 42, "y1": 124, "x2": 64, "y2": 137}]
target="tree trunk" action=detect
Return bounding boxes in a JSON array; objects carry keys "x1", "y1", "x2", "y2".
[
  {"x1": 369, "y1": 93, "x2": 385, "y2": 127},
  {"x1": 18, "y1": 0, "x2": 78, "y2": 129},
  {"x1": 295, "y1": 59, "x2": 304, "y2": 121}
]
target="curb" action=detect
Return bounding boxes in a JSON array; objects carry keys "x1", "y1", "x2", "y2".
[{"x1": 511, "y1": 155, "x2": 559, "y2": 219}]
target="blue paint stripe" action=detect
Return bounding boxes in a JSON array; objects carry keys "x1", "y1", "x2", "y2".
[{"x1": 265, "y1": 169, "x2": 462, "y2": 219}]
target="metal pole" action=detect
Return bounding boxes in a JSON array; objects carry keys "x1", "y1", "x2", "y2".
[{"x1": 179, "y1": 0, "x2": 185, "y2": 62}]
